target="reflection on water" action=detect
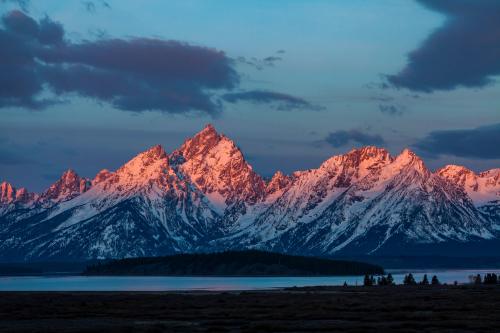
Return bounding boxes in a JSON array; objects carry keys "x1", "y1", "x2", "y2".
[{"x1": 0, "y1": 269, "x2": 499, "y2": 291}]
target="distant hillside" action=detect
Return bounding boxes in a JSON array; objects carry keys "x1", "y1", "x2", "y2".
[{"x1": 83, "y1": 250, "x2": 384, "y2": 276}]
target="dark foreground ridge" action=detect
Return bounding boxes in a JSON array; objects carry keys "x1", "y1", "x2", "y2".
[
  {"x1": 84, "y1": 250, "x2": 384, "y2": 276},
  {"x1": 1, "y1": 286, "x2": 500, "y2": 332}
]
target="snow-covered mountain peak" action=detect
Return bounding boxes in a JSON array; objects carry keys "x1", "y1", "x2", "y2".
[
  {"x1": 437, "y1": 165, "x2": 477, "y2": 185},
  {"x1": 0, "y1": 125, "x2": 498, "y2": 261},
  {"x1": 266, "y1": 171, "x2": 293, "y2": 196},
  {"x1": 345, "y1": 146, "x2": 392, "y2": 167},
  {"x1": 40, "y1": 169, "x2": 91, "y2": 203},
  {"x1": 348, "y1": 146, "x2": 391, "y2": 159},
  {"x1": 119, "y1": 144, "x2": 167, "y2": 169},
  {"x1": 92, "y1": 169, "x2": 113, "y2": 185},
  {"x1": 392, "y1": 148, "x2": 429, "y2": 175},
  {"x1": 437, "y1": 165, "x2": 500, "y2": 205},
  {"x1": 313, "y1": 146, "x2": 393, "y2": 187},
  {"x1": 480, "y1": 168, "x2": 500, "y2": 182},
  {"x1": 174, "y1": 124, "x2": 224, "y2": 162},
  {"x1": 115, "y1": 145, "x2": 170, "y2": 186},
  {"x1": 172, "y1": 124, "x2": 265, "y2": 206}
]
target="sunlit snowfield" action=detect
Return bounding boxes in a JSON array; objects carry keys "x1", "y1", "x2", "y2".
[{"x1": 1, "y1": 269, "x2": 500, "y2": 291}]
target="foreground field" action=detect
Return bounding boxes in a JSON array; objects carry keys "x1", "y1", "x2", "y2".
[{"x1": 1, "y1": 286, "x2": 499, "y2": 332}]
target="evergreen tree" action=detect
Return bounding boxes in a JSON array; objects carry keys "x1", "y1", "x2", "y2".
[
  {"x1": 387, "y1": 273, "x2": 394, "y2": 286},
  {"x1": 364, "y1": 274, "x2": 373, "y2": 286},
  {"x1": 421, "y1": 274, "x2": 429, "y2": 285},
  {"x1": 484, "y1": 273, "x2": 498, "y2": 285},
  {"x1": 404, "y1": 273, "x2": 416, "y2": 286},
  {"x1": 474, "y1": 274, "x2": 482, "y2": 285},
  {"x1": 431, "y1": 275, "x2": 440, "y2": 285},
  {"x1": 378, "y1": 275, "x2": 389, "y2": 286}
]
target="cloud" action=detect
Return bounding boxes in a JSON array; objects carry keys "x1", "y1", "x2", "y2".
[
  {"x1": 0, "y1": 10, "x2": 238, "y2": 115},
  {"x1": 222, "y1": 90, "x2": 322, "y2": 111},
  {"x1": 82, "y1": 1, "x2": 96, "y2": 13},
  {"x1": 413, "y1": 123, "x2": 500, "y2": 159},
  {"x1": 81, "y1": 1, "x2": 111, "y2": 14},
  {"x1": 370, "y1": 95, "x2": 394, "y2": 103},
  {"x1": 387, "y1": 0, "x2": 500, "y2": 92},
  {"x1": 378, "y1": 104, "x2": 404, "y2": 116},
  {"x1": 236, "y1": 54, "x2": 283, "y2": 70},
  {"x1": 263, "y1": 56, "x2": 282, "y2": 63},
  {"x1": 323, "y1": 129, "x2": 386, "y2": 148}
]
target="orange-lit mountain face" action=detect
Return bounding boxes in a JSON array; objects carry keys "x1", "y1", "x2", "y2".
[{"x1": 1, "y1": 125, "x2": 499, "y2": 261}]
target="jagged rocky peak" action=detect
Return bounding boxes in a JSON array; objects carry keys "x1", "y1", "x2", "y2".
[
  {"x1": 174, "y1": 123, "x2": 224, "y2": 161},
  {"x1": 118, "y1": 144, "x2": 169, "y2": 175},
  {"x1": 144, "y1": 144, "x2": 168, "y2": 160},
  {"x1": 172, "y1": 124, "x2": 265, "y2": 205},
  {"x1": 0, "y1": 182, "x2": 36, "y2": 205},
  {"x1": 322, "y1": 146, "x2": 392, "y2": 169},
  {"x1": 480, "y1": 169, "x2": 500, "y2": 198},
  {"x1": 437, "y1": 165, "x2": 477, "y2": 185},
  {"x1": 266, "y1": 171, "x2": 293, "y2": 195},
  {"x1": 345, "y1": 146, "x2": 393, "y2": 166},
  {"x1": 14, "y1": 187, "x2": 35, "y2": 202},
  {"x1": 314, "y1": 146, "x2": 393, "y2": 187},
  {"x1": 41, "y1": 169, "x2": 91, "y2": 202},
  {"x1": 438, "y1": 165, "x2": 500, "y2": 186},
  {"x1": 0, "y1": 181, "x2": 15, "y2": 203},
  {"x1": 393, "y1": 148, "x2": 429, "y2": 174},
  {"x1": 349, "y1": 146, "x2": 392, "y2": 159},
  {"x1": 437, "y1": 165, "x2": 500, "y2": 205},
  {"x1": 92, "y1": 169, "x2": 113, "y2": 185},
  {"x1": 135, "y1": 144, "x2": 168, "y2": 164},
  {"x1": 480, "y1": 168, "x2": 500, "y2": 183}
]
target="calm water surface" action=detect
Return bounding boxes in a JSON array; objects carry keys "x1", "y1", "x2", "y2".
[{"x1": 1, "y1": 269, "x2": 499, "y2": 291}]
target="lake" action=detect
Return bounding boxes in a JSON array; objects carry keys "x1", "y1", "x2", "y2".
[{"x1": 1, "y1": 269, "x2": 500, "y2": 291}]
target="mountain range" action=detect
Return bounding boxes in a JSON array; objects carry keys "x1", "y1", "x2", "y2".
[{"x1": 1, "y1": 124, "x2": 499, "y2": 261}]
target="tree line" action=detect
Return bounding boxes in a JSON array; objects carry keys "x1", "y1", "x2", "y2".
[
  {"x1": 84, "y1": 250, "x2": 384, "y2": 276},
  {"x1": 360, "y1": 272, "x2": 500, "y2": 287}
]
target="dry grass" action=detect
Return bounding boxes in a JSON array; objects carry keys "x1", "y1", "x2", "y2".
[{"x1": 0, "y1": 286, "x2": 499, "y2": 332}]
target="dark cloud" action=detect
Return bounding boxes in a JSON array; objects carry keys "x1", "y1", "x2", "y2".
[
  {"x1": 387, "y1": 0, "x2": 500, "y2": 92},
  {"x1": 263, "y1": 56, "x2": 282, "y2": 63},
  {"x1": 323, "y1": 129, "x2": 386, "y2": 148},
  {"x1": 414, "y1": 123, "x2": 500, "y2": 159},
  {"x1": 222, "y1": 90, "x2": 323, "y2": 111},
  {"x1": 378, "y1": 104, "x2": 404, "y2": 116},
  {"x1": 0, "y1": 10, "x2": 239, "y2": 115},
  {"x1": 236, "y1": 54, "x2": 282, "y2": 70}
]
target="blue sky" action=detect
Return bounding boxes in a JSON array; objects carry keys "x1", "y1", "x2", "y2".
[{"x1": 1, "y1": 0, "x2": 499, "y2": 191}]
